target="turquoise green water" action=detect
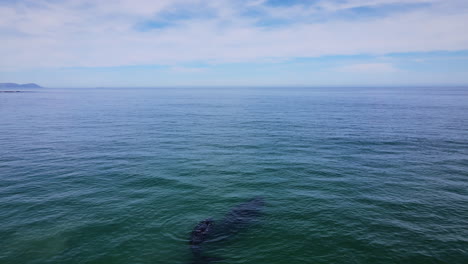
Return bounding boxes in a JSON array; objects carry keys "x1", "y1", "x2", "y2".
[{"x1": 0, "y1": 87, "x2": 467, "y2": 263}]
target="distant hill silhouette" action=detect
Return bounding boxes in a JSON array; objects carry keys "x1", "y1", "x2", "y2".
[{"x1": 0, "y1": 83, "x2": 42, "y2": 88}]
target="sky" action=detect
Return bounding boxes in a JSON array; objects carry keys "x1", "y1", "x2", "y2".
[{"x1": 1, "y1": 0, "x2": 468, "y2": 87}]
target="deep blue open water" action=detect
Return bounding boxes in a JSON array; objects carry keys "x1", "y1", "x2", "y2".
[{"x1": 0, "y1": 87, "x2": 467, "y2": 263}]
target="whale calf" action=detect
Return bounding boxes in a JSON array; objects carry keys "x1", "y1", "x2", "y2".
[{"x1": 188, "y1": 197, "x2": 265, "y2": 263}]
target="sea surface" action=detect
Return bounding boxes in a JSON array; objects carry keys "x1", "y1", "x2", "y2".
[{"x1": 0, "y1": 87, "x2": 467, "y2": 264}]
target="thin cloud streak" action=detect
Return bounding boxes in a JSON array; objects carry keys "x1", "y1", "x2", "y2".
[{"x1": 336, "y1": 63, "x2": 399, "y2": 73}]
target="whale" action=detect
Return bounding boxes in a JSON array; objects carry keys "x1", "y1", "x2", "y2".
[
  {"x1": 188, "y1": 197, "x2": 265, "y2": 263},
  {"x1": 189, "y1": 218, "x2": 214, "y2": 257}
]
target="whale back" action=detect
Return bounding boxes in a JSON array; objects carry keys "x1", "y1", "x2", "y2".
[{"x1": 187, "y1": 197, "x2": 266, "y2": 263}]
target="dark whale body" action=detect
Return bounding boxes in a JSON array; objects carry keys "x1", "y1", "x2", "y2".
[
  {"x1": 188, "y1": 197, "x2": 265, "y2": 263},
  {"x1": 213, "y1": 197, "x2": 265, "y2": 237},
  {"x1": 190, "y1": 219, "x2": 214, "y2": 245},
  {"x1": 189, "y1": 218, "x2": 214, "y2": 256}
]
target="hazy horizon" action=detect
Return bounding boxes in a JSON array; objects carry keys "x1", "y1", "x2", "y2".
[{"x1": 4, "y1": 83, "x2": 468, "y2": 89}]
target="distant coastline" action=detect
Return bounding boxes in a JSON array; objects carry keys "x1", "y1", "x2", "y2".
[{"x1": 0, "y1": 83, "x2": 42, "y2": 88}]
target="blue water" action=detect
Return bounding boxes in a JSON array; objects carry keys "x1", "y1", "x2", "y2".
[{"x1": 0, "y1": 87, "x2": 467, "y2": 263}]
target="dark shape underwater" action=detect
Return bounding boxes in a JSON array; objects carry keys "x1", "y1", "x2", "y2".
[{"x1": 188, "y1": 197, "x2": 266, "y2": 263}]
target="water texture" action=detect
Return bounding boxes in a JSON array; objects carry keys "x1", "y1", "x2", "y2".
[{"x1": 0, "y1": 87, "x2": 467, "y2": 263}]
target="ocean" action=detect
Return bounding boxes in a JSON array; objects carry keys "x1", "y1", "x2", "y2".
[{"x1": 0, "y1": 87, "x2": 467, "y2": 263}]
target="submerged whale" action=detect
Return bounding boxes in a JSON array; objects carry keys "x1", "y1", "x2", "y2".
[
  {"x1": 189, "y1": 218, "x2": 214, "y2": 257},
  {"x1": 188, "y1": 197, "x2": 265, "y2": 263}
]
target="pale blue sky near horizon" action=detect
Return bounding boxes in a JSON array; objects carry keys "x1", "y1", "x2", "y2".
[{"x1": 1, "y1": 0, "x2": 468, "y2": 87}]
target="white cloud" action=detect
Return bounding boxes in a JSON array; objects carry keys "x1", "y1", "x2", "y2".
[
  {"x1": 336, "y1": 63, "x2": 399, "y2": 73},
  {"x1": 317, "y1": 0, "x2": 440, "y2": 11},
  {"x1": 0, "y1": 0, "x2": 468, "y2": 70},
  {"x1": 169, "y1": 66, "x2": 207, "y2": 73}
]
